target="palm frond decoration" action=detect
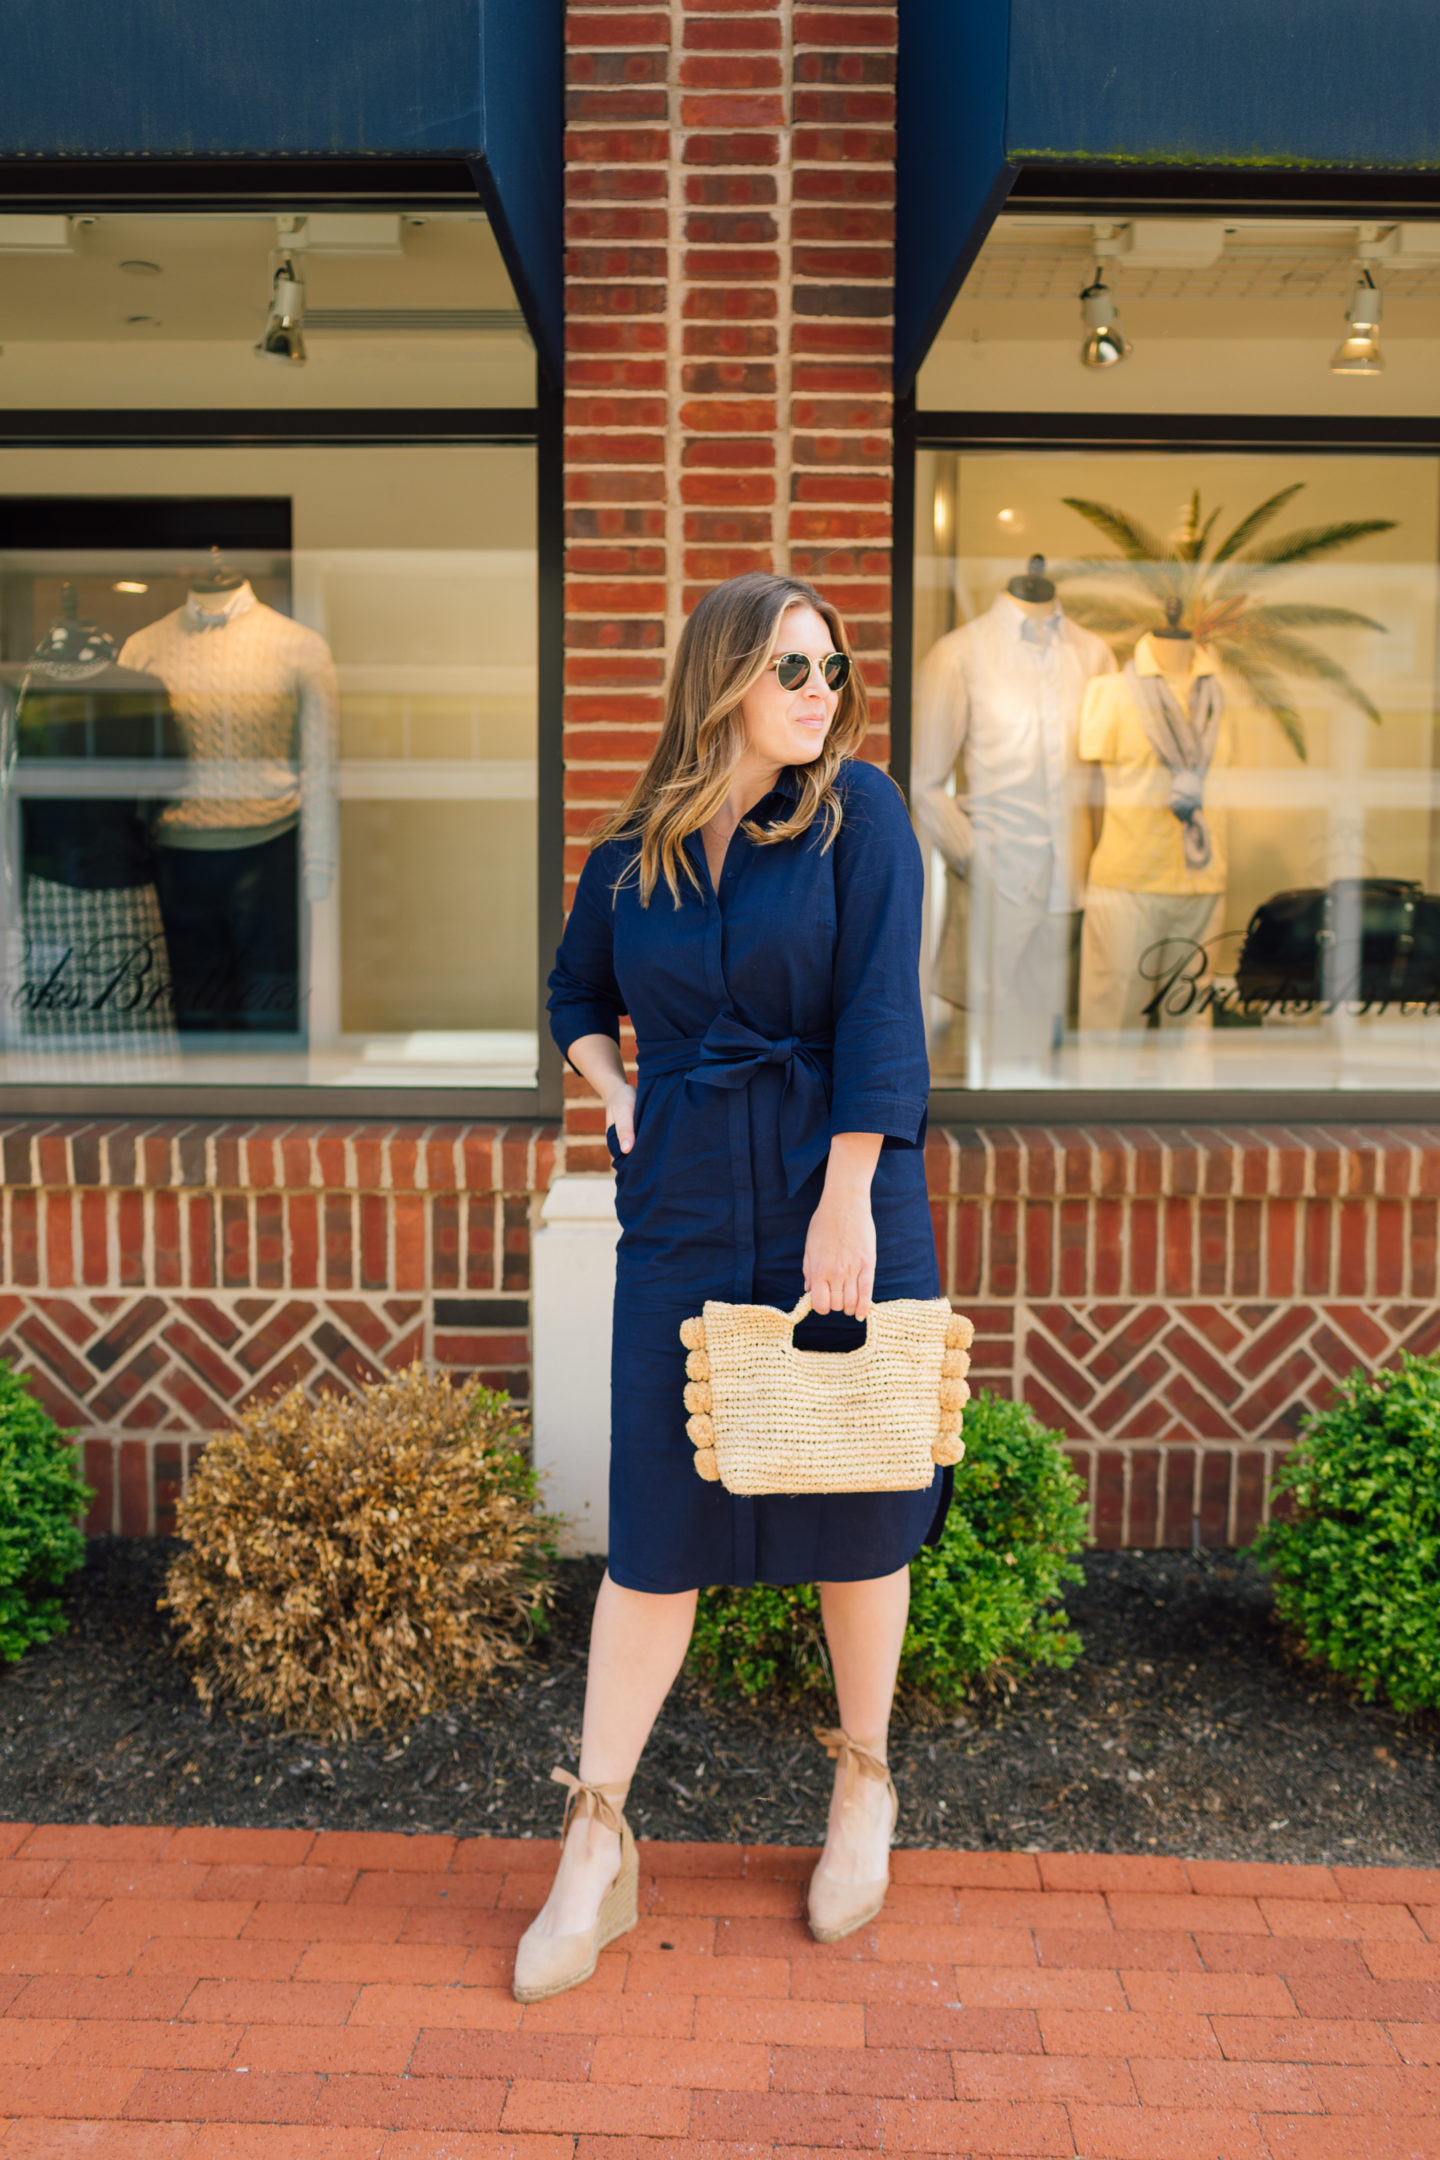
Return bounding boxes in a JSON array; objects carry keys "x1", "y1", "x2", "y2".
[
  {"x1": 1206, "y1": 646, "x2": 1307, "y2": 763},
  {"x1": 1056, "y1": 485, "x2": 1397, "y2": 761},
  {"x1": 1058, "y1": 497, "x2": 1171, "y2": 566},
  {"x1": 1209, "y1": 484, "x2": 1305, "y2": 565}
]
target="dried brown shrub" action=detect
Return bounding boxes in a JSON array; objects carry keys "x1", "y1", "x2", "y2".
[{"x1": 163, "y1": 1365, "x2": 557, "y2": 1738}]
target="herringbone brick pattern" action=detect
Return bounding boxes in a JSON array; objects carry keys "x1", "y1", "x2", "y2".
[
  {"x1": 2, "y1": 1290, "x2": 530, "y2": 1537},
  {"x1": 928, "y1": 1123, "x2": 1440, "y2": 1546},
  {"x1": 0, "y1": 1122, "x2": 552, "y2": 1533},
  {"x1": 0, "y1": 1823, "x2": 1437, "y2": 2154},
  {"x1": 1000, "y1": 1297, "x2": 1440, "y2": 1548}
]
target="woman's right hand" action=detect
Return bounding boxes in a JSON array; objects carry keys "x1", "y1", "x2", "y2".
[
  {"x1": 605, "y1": 1081, "x2": 637, "y2": 1155},
  {"x1": 563, "y1": 1034, "x2": 637, "y2": 1158}
]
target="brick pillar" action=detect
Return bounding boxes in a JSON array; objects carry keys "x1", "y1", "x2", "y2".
[
  {"x1": 789, "y1": 1, "x2": 896, "y2": 758},
  {"x1": 561, "y1": 0, "x2": 896, "y2": 1167},
  {"x1": 563, "y1": 0, "x2": 669, "y2": 1171}
]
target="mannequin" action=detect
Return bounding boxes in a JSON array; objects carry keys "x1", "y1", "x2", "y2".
[
  {"x1": 1007, "y1": 554, "x2": 1058, "y2": 608},
  {"x1": 912, "y1": 555, "x2": 1116, "y2": 1083},
  {"x1": 189, "y1": 546, "x2": 246, "y2": 596},
  {"x1": 120, "y1": 556, "x2": 338, "y2": 1038},
  {"x1": 1, "y1": 587, "x2": 178, "y2": 1043},
  {"x1": 1151, "y1": 597, "x2": 1197, "y2": 672},
  {"x1": 1077, "y1": 599, "x2": 1229, "y2": 1034}
]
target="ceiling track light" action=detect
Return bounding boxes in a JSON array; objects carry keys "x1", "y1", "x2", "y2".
[
  {"x1": 1331, "y1": 267, "x2": 1383, "y2": 375},
  {"x1": 1078, "y1": 270, "x2": 1131, "y2": 369},
  {"x1": 256, "y1": 254, "x2": 307, "y2": 366}
]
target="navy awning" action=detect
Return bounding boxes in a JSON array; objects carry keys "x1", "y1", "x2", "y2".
[
  {"x1": 0, "y1": 0, "x2": 562, "y2": 381},
  {"x1": 897, "y1": 0, "x2": 1440, "y2": 393}
]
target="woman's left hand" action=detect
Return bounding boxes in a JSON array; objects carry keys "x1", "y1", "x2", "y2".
[{"x1": 803, "y1": 1133, "x2": 882, "y2": 1318}]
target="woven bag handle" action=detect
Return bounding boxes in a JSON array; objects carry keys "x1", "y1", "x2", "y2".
[{"x1": 787, "y1": 1293, "x2": 814, "y2": 1330}]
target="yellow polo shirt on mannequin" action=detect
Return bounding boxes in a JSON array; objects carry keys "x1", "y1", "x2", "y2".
[{"x1": 1077, "y1": 634, "x2": 1229, "y2": 897}]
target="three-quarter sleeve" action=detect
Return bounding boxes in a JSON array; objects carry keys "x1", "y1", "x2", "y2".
[
  {"x1": 828, "y1": 764, "x2": 930, "y2": 1147},
  {"x1": 546, "y1": 845, "x2": 628, "y2": 1061}
]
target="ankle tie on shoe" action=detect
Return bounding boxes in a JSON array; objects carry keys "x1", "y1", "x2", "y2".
[
  {"x1": 551, "y1": 1767, "x2": 630, "y2": 1853},
  {"x1": 815, "y1": 1727, "x2": 899, "y2": 1819},
  {"x1": 814, "y1": 1728, "x2": 889, "y2": 1782}
]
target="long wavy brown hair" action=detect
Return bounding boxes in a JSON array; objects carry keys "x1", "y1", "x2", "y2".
[{"x1": 593, "y1": 571, "x2": 870, "y2": 905}]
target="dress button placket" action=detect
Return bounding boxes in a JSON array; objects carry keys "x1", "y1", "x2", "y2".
[{"x1": 705, "y1": 837, "x2": 757, "y2": 1581}]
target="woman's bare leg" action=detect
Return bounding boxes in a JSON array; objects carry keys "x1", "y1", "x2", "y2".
[
  {"x1": 817, "y1": 1565, "x2": 911, "y2": 1880},
  {"x1": 526, "y1": 1571, "x2": 697, "y2": 1937}
]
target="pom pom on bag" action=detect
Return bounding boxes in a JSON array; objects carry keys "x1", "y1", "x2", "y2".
[{"x1": 677, "y1": 1293, "x2": 974, "y2": 1495}]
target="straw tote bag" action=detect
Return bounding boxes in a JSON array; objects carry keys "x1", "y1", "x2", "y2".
[{"x1": 677, "y1": 1293, "x2": 974, "y2": 1497}]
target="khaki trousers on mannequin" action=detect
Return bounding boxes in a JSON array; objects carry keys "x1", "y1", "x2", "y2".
[{"x1": 1080, "y1": 887, "x2": 1219, "y2": 1031}]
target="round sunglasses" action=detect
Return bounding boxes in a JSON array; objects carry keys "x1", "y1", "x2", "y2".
[{"x1": 772, "y1": 649, "x2": 851, "y2": 693}]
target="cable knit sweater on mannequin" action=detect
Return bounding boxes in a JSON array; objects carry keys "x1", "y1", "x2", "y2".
[{"x1": 120, "y1": 583, "x2": 339, "y2": 902}]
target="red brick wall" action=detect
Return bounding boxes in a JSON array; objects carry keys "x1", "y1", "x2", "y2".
[
  {"x1": 931, "y1": 1124, "x2": 1440, "y2": 1547},
  {"x1": 563, "y1": 0, "x2": 896, "y2": 1170},
  {"x1": 8, "y1": 1116, "x2": 1437, "y2": 1545},
  {"x1": 0, "y1": 1123, "x2": 552, "y2": 1535}
]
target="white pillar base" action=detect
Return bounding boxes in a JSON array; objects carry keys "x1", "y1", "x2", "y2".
[{"x1": 531, "y1": 1172, "x2": 619, "y2": 1556}]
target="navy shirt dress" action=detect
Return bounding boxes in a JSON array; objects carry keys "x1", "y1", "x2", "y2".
[{"x1": 547, "y1": 756, "x2": 948, "y2": 1594}]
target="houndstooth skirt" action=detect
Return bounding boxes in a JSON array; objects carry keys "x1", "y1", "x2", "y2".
[{"x1": 19, "y1": 875, "x2": 176, "y2": 1040}]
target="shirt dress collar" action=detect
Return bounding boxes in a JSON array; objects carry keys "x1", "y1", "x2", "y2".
[
  {"x1": 766, "y1": 763, "x2": 804, "y2": 806},
  {"x1": 680, "y1": 766, "x2": 806, "y2": 892}
]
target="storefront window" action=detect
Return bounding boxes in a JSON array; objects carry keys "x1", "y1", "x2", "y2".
[
  {"x1": 912, "y1": 214, "x2": 1440, "y2": 1092},
  {"x1": 0, "y1": 210, "x2": 538, "y2": 1090}
]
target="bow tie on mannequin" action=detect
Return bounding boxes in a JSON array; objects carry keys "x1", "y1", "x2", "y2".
[{"x1": 185, "y1": 582, "x2": 256, "y2": 631}]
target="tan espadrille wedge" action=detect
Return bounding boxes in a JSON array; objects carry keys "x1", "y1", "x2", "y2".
[
  {"x1": 805, "y1": 1727, "x2": 898, "y2": 1944},
  {"x1": 511, "y1": 1769, "x2": 639, "y2": 2004}
]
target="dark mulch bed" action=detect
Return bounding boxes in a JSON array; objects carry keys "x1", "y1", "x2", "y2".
[{"x1": 1, "y1": 1538, "x2": 1434, "y2": 1865}]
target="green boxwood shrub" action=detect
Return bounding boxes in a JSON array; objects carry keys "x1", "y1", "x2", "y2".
[
  {"x1": 1253, "y1": 1352, "x2": 1440, "y2": 1715},
  {"x1": 687, "y1": 1390, "x2": 1088, "y2": 1707},
  {"x1": 0, "y1": 1364, "x2": 92, "y2": 1662}
]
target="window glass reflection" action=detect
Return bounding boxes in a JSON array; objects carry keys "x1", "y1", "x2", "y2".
[
  {"x1": 913, "y1": 450, "x2": 1440, "y2": 1091},
  {"x1": 0, "y1": 204, "x2": 538, "y2": 1094},
  {"x1": 0, "y1": 444, "x2": 538, "y2": 1088}
]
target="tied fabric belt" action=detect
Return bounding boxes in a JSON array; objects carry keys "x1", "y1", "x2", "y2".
[{"x1": 636, "y1": 1013, "x2": 833, "y2": 1196}]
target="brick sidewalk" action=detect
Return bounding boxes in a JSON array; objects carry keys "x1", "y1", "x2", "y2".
[{"x1": 1, "y1": 1825, "x2": 1438, "y2": 2156}]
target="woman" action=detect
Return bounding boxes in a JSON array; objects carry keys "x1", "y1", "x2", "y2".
[{"x1": 517, "y1": 571, "x2": 944, "y2": 2004}]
